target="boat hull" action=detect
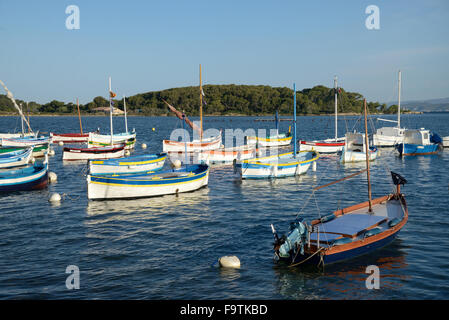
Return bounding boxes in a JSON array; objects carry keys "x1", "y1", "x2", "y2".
[
  {"x1": 395, "y1": 143, "x2": 439, "y2": 156},
  {"x1": 443, "y1": 136, "x2": 449, "y2": 148},
  {"x1": 1, "y1": 137, "x2": 50, "y2": 147},
  {"x1": 0, "y1": 161, "x2": 48, "y2": 192},
  {"x1": 197, "y1": 146, "x2": 258, "y2": 164},
  {"x1": 88, "y1": 132, "x2": 136, "y2": 150},
  {"x1": 340, "y1": 147, "x2": 377, "y2": 163},
  {"x1": 89, "y1": 153, "x2": 166, "y2": 174},
  {"x1": 87, "y1": 165, "x2": 209, "y2": 200},
  {"x1": 299, "y1": 140, "x2": 345, "y2": 153},
  {"x1": 246, "y1": 134, "x2": 292, "y2": 147},
  {"x1": 372, "y1": 133, "x2": 404, "y2": 147},
  {"x1": 0, "y1": 148, "x2": 33, "y2": 169},
  {"x1": 63, "y1": 146, "x2": 126, "y2": 161},
  {"x1": 235, "y1": 151, "x2": 319, "y2": 179},
  {"x1": 51, "y1": 132, "x2": 89, "y2": 143},
  {"x1": 163, "y1": 134, "x2": 222, "y2": 152}
]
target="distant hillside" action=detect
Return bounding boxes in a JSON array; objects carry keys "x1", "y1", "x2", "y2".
[
  {"x1": 386, "y1": 97, "x2": 449, "y2": 112},
  {"x1": 0, "y1": 84, "x2": 399, "y2": 116}
]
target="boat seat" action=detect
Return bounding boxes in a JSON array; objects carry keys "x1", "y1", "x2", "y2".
[{"x1": 314, "y1": 214, "x2": 387, "y2": 238}]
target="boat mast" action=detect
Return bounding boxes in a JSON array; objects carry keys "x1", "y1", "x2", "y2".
[
  {"x1": 293, "y1": 83, "x2": 297, "y2": 157},
  {"x1": 20, "y1": 103, "x2": 24, "y2": 136},
  {"x1": 77, "y1": 98, "x2": 83, "y2": 135},
  {"x1": 123, "y1": 95, "x2": 128, "y2": 133},
  {"x1": 0, "y1": 79, "x2": 33, "y2": 134},
  {"x1": 199, "y1": 64, "x2": 203, "y2": 142},
  {"x1": 109, "y1": 77, "x2": 114, "y2": 145},
  {"x1": 27, "y1": 102, "x2": 30, "y2": 133},
  {"x1": 364, "y1": 99, "x2": 373, "y2": 212},
  {"x1": 334, "y1": 76, "x2": 338, "y2": 141},
  {"x1": 397, "y1": 70, "x2": 401, "y2": 129}
]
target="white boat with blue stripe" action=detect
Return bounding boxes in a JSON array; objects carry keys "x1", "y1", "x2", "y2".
[
  {"x1": 87, "y1": 164, "x2": 209, "y2": 200},
  {"x1": 89, "y1": 153, "x2": 166, "y2": 175},
  {"x1": 0, "y1": 147, "x2": 33, "y2": 169}
]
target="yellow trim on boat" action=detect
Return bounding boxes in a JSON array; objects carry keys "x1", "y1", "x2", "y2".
[{"x1": 242, "y1": 151, "x2": 320, "y2": 167}]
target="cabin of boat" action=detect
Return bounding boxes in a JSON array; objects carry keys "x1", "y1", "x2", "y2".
[{"x1": 395, "y1": 128, "x2": 440, "y2": 156}]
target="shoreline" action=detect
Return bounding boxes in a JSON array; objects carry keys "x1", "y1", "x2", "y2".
[{"x1": 0, "y1": 111, "x2": 425, "y2": 117}]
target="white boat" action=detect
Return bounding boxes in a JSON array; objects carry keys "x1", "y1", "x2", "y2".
[
  {"x1": 372, "y1": 70, "x2": 405, "y2": 147},
  {"x1": 89, "y1": 153, "x2": 166, "y2": 175},
  {"x1": 442, "y1": 136, "x2": 449, "y2": 147},
  {"x1": 340, "y1": 132, "x2": 377, "y2": 163},
  {"x1": 234, "y1": 150, "x2": 319, "y2": 179},
  {"x1": 163, "y1": 133, "x2": 222, "y2": 153},
  {"x1": 87, "y1": 164, "x2": 209, "y2": 200},
  {"x1": 235, "y1": 84, "x2": 319, "y2": 179},
  {"x1": 162, "y1": 65, "x2": 222, "y2": 153},
  {"x1": 196, "y1": 144, "x2": 258, "y2": 165},
  {"x1": 63, "y1": 145, "x2": 126, "y2": 161},
  {"x1": 246, "y1": 132, "x2": 292, "y2": 148},
  {"x1": 88, "y1": 131, "x2": 136, "y2": 149},
  {"x1": 1, "y1": 136, "x2": 50, "y2": 147},
  {"x1": 0, "y1": 132, "x2": 35, "y2": 141},
  {"x1": 0, "y1": 148, "x2": 33, "y2": 168},
  {"x1": 299, "y1": 76, "x2": 345, "y2": 153}
]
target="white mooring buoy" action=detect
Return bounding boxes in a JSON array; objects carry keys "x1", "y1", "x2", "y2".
[
  {"x1": 141, "y1": 143, "x2": 147, "y2": 149},
  {"x1": 49, "y1": 193, "x2": 61, "y2": 203},
  {"x1": 48, "y1": 171, "x2": 58, "y2": 183},
  {"x1": 125, "y1": 150, "x2": 131, "y2": 156},
  {"x1": 58, "y1": 141, "x2": 64, "y2": 146},
  {"x1": 218, "y1": 256, "x2": 241, "y2": 269}
]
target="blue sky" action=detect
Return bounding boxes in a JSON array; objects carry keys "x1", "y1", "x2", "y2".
[{"x1": 0, "y1": 0, "x2": 448, "y2": 104}]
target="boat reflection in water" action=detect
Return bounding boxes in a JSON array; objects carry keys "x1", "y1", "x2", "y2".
[
  {"x1": 86, "y1": 187, "x2": 210, "y2": 219},
  {"x1": 273, "y1": 240, "x2": 409, "y2": 299}
]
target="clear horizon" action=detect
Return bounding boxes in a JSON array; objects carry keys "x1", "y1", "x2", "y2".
[{"x1": 1, "y1": 0, "x2": 448, "y2": 105}]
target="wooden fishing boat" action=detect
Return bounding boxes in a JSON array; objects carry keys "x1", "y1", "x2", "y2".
[
  {"x1": 63, "y1": 145, "x2": 126, "y2": 161},
  {"x1": 395, "y1": 128, "x2": 441, "y2": 156},
  {"x1": 0, "y1": 147, "x2": 33, "y2": 168},
  {"x1": 87, "y1": 164, "x2": 209, "y2": 200},
  {"x1": 0, "y1": 145, "x2": 49, "y2": 158},
  {"x1": 51, "y1": 132, "x2": 89, "y2": 143},
  {"x1": 299, "y1": 139, "x2": 345, "y2": 154},
  {"x1": 50, "y1": 99, "x2": 91, "y2": 143},
  {"x1": 196, "y1": 144, "x2": 258, "y2": 165},
  {"x1": 246, "y1": 133, "x2": 292, "y2": 148},
  {"x1": 0, "y1": 154, "x2": 49, "y2": 192},
  {"x1": 163, "y1": 133, "x2": 222, "y2": 153},
  {"x1": 89, "y1": 153, "x2": 166, "y2": 175},
  {"x1": 271, "y1": 99, "x2": 408, "y2": 268},
  {"x1": 88, "y1": 131, "x2": 136, "y2": 150},
  {"x1": 1, "y1": 136, "x2": 50, "y2": 147},
  {"x1": 235, "y1": 84, "x2": 319, "y2": 179},
  {"x1": 234, "y1": 150, "x2": 319, "y2": 179},
  {"x1": 0, "y1": 132, "x2": 35, "y2": 141},
  {"x1": 340, "y1": 132, "x2": 377, "y2": 163},
  {"x1": 372, "y1": 71, "x2": 405, "y2": 147},
  {"x1": 299, "y1": 76, "x2": 345, "y2": 153},
  {"x1": 162, "y1": 65, "x2": 222, "y2": 153}
]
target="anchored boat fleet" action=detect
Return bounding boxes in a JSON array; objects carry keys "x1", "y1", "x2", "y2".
[{"x1": 1, "y1": 68, "x2": 446, "y2": 269}]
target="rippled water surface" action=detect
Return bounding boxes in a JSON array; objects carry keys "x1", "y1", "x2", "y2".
[{"x1": 0, "y1": 113, "x2": 448, "y2": 299}]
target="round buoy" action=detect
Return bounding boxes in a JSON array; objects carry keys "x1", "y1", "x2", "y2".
[
  {"x1": 58, "y1": 141, "x2": 64, "y2": 146},
  {"x1": 173, "y1": 159, "x2": 182, "y2": 168},
  {"x1": 152, "y1": 128, "x2": 155, "y2": 132},
  {"x1": 49, "y1": 193, "x2": 61, "y2": 203},
  {"x1": 142, "y1": 143, "x2": 147, "y2": 149},
  {"x1": 125, "y1": 150, "x2": 130, "y2": 156},
  {"x1": 48, "y1": 148, "x2": 55, "y2": 156},
  {"x1": 218, "y1": 256, "x2": 241, "y2": 269},
  {"x1": 48, "y1": 171, "x2": 58, "y2": 183}
]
